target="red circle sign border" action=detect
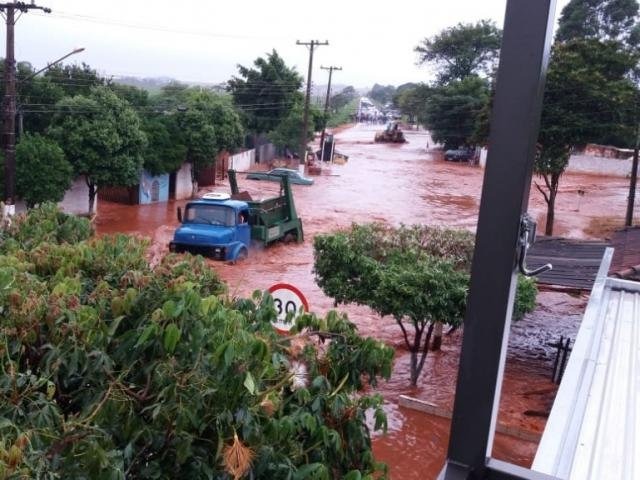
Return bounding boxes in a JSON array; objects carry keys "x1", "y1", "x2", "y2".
[{"x1": 267, "y1": 283, "x2": 310, "y2": 312}]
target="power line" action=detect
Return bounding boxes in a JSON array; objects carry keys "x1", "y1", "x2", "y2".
[{"x1": 30, "y1": 10, "x2": 289, "y2": 41}]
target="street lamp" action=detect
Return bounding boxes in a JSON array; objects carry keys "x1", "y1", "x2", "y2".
[
  {"x1": 24, "y1": 47, "x2": 85, "y2": 82},
  {"x1": 2, "y1": 46, "x2": 84, "y2": 218}
]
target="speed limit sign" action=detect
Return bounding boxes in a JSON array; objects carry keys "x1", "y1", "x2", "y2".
[{"x1": 268, "y1": 283, "x2": 309, "y2": 334}]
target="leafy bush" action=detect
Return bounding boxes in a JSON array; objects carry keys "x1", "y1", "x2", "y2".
[
  {"x1": 513, "y1": 274, "x2": 538, "y2": 321},
  {"x1": 0, "y1": 206, "x2": 393, "y2": 479},
  {"x1": 0, "y1": 202, "x2": 92, "y2": 254}
]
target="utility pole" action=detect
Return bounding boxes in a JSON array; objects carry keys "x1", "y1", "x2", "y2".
[
  {"x1": 625, "y1": 124, "x2": 640, "y2": 226},
  {"x1": 318, "y1": 65, "x2": 341, "y2": 160},
  {"x1": 1, "y1": 1, "x2": 51, "y2": 218},
  {"x1": 296, "y1": 39, "x2": 328, "y2": 166}
]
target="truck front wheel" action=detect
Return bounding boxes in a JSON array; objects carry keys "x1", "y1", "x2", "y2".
[
  {"x1": 230, "y1": 247, "x2": 248, "y2": 264},
  {"x1": 169, "y1": 243, "x2": 184, "y2": 254}
]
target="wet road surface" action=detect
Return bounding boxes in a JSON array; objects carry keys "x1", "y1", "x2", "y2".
[{"x1": 96, "y1": 123, "x2": 624, "y2": 478}]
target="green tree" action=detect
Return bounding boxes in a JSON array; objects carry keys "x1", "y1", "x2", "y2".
[
  {"x1": 314, "y1": 224, "x2": 470, "y2": 386},
  {"x1": 43, "y1": 61, "x2": 106, "y2": 97},
  {"x1": 536, "y1": 39, "x2": 639, "y2": 234},
  {"x1": 528, "y1": 1, "x2": 639, "y2": 235},
  {"x1": 176, "y1": 90, "x2": 244, "y2": 195},
  {"x1": 228, "y1": 50, "x2": 303, "y2": 134},
  {"x1": 314, "y1": 224, "x2": 537, "y2": 386},
  {"x1": 368, "y1": 84, "x2": 396, "y2": 105},
  {"x1": 160, "y1": 80, "x2": 190, "y2": 103},
  {"x1": 142, "y1": 114, "x2": 187, "y2": 176},
  {"x1": 423, "y1": 76, "x2": 490, "y2": 149},
  {"x1": 0, "y1": 60, "x2": 66, "y2": 135},
  {"x1": 556, "y1": 0, "x2": 640, "y2": 46},
  {"x1": 268, "y1": 102, "x2": 323, "y2": 151},
  {"x1": 395, "y1": 84, "x2": 432, "y2": 125},
  {"x1": 15, "y1": 134, "x2": 73, "y2": 208},
  {"x1": 110, "y1": 82, "x2": 150, "y2": 107},
  {"x1": 49, "y1": 86, "x2": 147, "y2": 214},
  {"x1": 0, "y1": 205, "x2": 393, "y2": 479},
  {"x1": 330, "y1": 86, "x2": 357, "y2": 111},
  {"x1": 415, "y1": 20, "x2": 502, "y2": 84}
]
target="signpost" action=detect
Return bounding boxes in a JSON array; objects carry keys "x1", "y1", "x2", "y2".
[{"x1": 268, "y1": 283, "x2": 309, "y2": 333}]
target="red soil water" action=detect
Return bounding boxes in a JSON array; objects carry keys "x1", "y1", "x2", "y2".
[{"x1": 95, "y1": 124, "x2": 619, "y2": 478}]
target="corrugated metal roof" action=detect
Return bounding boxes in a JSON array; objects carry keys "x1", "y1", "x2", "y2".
[
  {"x1": 528, "y1": 237, "x2": 609, "y2": 290},
  {"x1": 533, "y1": 247, "x2": 640, "y2": 479}
]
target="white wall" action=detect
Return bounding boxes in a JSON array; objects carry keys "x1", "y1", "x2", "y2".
[
  {"x1": 478, "y1": 149, "x2": 633, "y2": 178},
  {"x1": 11, "y1": 176, "x2": 94, "y2": 216},
  {"x1": 567, "y1": 154, "x2": 632, "y2": 177},
  {"x1": 230, "y1": 149, "x2": 255, "y2": 172},
  {"x1": 175, "y1": 163, "x2": 193, "y2": 200},
  {"x1": 59, "y1": 176, "x2": 95, "y2": 215},
  {"x1": 479, "y1": 147, "x2": 488, "y2": 168}
]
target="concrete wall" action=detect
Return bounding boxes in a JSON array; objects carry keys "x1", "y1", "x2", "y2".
[
  {"x1": 479, "y1": 147, "x2": 488, "y2": 168},
  {"x1": 11, "y1": 176, "x2": 94, "y2": 215},
  {"x1": 583, "y1": 143, "x2": 633, "y2": 159},
  {"x1": 230, "y1": 149, "x2": 254, "y2": 172},
  {"x1": 59, "y1": 176, "x2": 95, "y2": 215},
  {"x1": 139, "y1": 170, "x2": 169, "y2": 204},
  {"x1": 256, "y1": 143, "x2": 276, "y2": 164},
  {"x1": 479, "y1": 147, "x2": 632, "y2": 178},
  {"x1": 174, "y1": 163, "x2": 193, "y2": 200},
  {"x1": 567, "y1": 154, "x2": 632, "y2": 177}
]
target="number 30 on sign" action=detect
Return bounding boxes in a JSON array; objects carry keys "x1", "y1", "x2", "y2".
[{"x1": 268, "y1": 283, "x2": 309, "y2": 334}]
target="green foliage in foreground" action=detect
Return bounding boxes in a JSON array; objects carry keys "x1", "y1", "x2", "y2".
[
  {"x1": 0, "y1": 202, "x2": 92, "y2": 254},
  {"x1": 514, "y1": 275, "x2": 538, "y2": 322},
  {"x1": 0, "y1": 206, "x2": 393, "y2": 479},
  {"x1": 313, "y1": 224, "x2": 537, "y2": 386}
]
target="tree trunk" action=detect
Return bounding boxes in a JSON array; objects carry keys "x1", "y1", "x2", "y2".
[
  {"x1": 88, "y1": 183, "x2": 97, "y2": 216},
  {"x1": 190, "y1": 160, "x2": 198, "y2": 198},
  {"x1": 431, "y1": 322, "x2": 443, "y2": 351},
  {"x1": 409, "y1": 325, "x2": 423, "y2": 387},
  {"x1": 409, "y1": 349, "x2": 419, "y2": 386},
  {"x1": 397, "y1": 318, "x2": 434, "y2": 387},
  {"x1": 544, "y1": 174, "x2": 559, "y2": 236}
]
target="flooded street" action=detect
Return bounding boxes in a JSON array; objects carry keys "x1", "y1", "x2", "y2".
[{"x1": 96, "y1": 124, "x2": 626, "y2": 478}]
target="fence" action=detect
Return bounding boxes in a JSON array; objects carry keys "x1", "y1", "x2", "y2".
[{"x1": 550, "y1": 336, "x2": 572, "y2": 384}]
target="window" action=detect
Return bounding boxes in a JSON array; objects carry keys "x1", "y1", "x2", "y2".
[{"x1": 185, "y1": 204, "x2": 235, "y2": 226}]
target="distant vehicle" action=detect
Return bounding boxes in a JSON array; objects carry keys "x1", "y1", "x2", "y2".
[
  {"x1": 374, "y1": 121, "x2": 406, "y2": 143},
  {"x1": 444, "y1": 149, "x2": 474, "y2": 162},
  {"x1": 246, "y1": 168, "x2": 314, "y2": 185}
]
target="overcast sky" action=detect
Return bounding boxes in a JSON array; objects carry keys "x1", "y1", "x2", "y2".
[{"x1": 4, "y1": 0, "x2": 570, "y2": 89}]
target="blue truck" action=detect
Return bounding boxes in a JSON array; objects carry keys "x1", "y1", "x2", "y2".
[{"x1": 169, "y1": 170, "x2": 304, "y2": 262}]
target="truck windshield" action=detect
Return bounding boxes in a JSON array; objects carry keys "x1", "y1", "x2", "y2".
[{"x1": 184, "y1": 204, "x2": 235, "y2": 226}]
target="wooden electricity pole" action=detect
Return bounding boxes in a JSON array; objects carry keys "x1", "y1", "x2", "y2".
[
  {"x1": 296, "y1": 40, "x2": 328, "y2": 166},
  {"x1": 318, "y1": 65, "x2": 341, "y2": 160},
  {"x1": 1, "y1": 1, "x2": 51, "y2": 217}
]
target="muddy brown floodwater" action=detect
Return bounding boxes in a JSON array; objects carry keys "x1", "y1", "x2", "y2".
[{"x1": 96, "y1": 124, "x2": 625, "y2": 479}]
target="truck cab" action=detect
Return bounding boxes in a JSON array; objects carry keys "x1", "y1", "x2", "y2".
[{"x1": 169, "y1": 195, "x2": 251, "y2": 261}]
